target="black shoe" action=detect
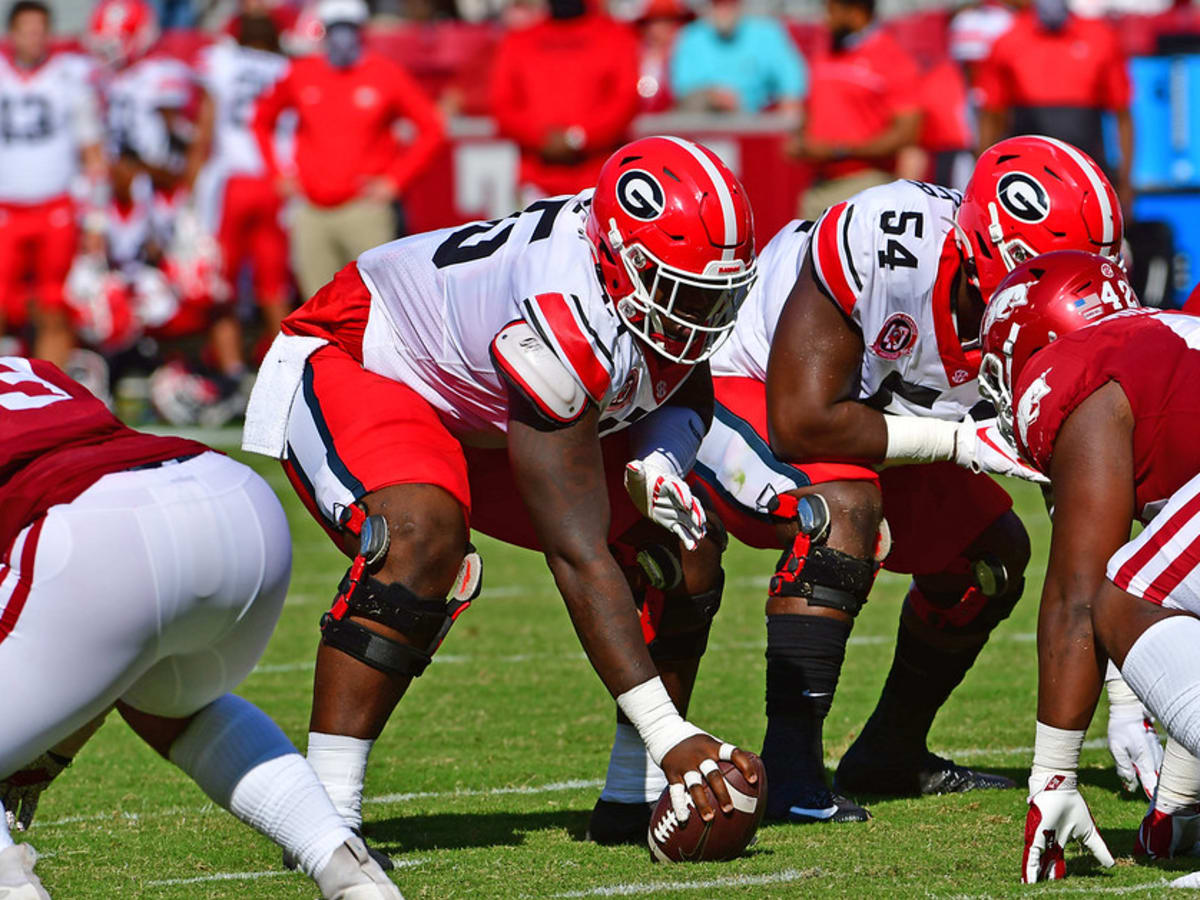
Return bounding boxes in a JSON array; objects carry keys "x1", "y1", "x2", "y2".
[
  {"x1": 835, "y1": 748, "x2": 1016, "y2": 797},
  {"x1": 768, "y1": 784, "x2": 871, "y2": 824},
  {"x1": 586, "y1": 798, "x2": 655, "y2": 846}
]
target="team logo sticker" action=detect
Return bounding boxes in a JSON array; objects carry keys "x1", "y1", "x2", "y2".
[
  {"x1": 1017, "y1": 367, "x2": 1052, "y2": 448},
  {"x1": 616, "y1": 170, "x2": 665, "y2": 221},
  {"x1": 608, "y1": 368, "x2": 640, "y2": 413},
  {"x1": 871, "y1": 313, "x2": 918, "y2": 360},
  {"x1": 996, "y1": 172, "x2": 1050, "y2": 223}
]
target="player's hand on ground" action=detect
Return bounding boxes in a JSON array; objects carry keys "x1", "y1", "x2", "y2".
[
  {"x1": 0, "y1": 752, "x2": 70, "y2": 832},
  {"x1": 1108, "y1": 703, "x2": 1163, "y2": 798},
  {"x1": 659, "y1": 734, "x2": 757, "y2": 824},
  {"x1": 624, "y1": 459, "x2": 706, "y2": 550},
  {"x1": 955, "y1": 418, "x2": 1048, "y2": 484},
  {"x1": 1022, "y1": 772, "x2": 1114, "y2": 882}
]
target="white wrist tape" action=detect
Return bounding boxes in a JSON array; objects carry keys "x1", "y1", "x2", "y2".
[
  {"x1": 629, "y1": 406, "x2": 705, "y2": 478},
  {"x1": 616, "y1": 676, "x2": 703, "y2": 766},
  {"x1": 1106, "y1": 670, "x2": 1143, "y2": 712},
  {"x1": 883, "y1": 415, "x2": 960, "y2": 463},
  {"x1": 1031, "y1": 720, "x2": 1086, "y2": 776}
]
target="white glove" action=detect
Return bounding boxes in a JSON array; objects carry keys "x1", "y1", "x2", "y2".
[
  {"x1": 624, "y1": 456, "x2": 706, "y2": 551},
  {"x1": 1022, "y1": 771, "x2": 1114, "y2": 882},
  {"x1": 0, "y1": 844, "x2": 50, "y2": 900},
  {"x1": 954, "y1": 417, "x2": 1048, "y2": 484},
  {"x1": 0, "y1": 752, "x2": 69, "y2": 832},
  {"x1": 1108, "y1": 690, "x2": 1163, "y2": 798}
]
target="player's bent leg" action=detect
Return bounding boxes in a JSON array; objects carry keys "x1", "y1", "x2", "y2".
[
  {"x1": 835, "y1": 509, "x2": 1030, "y2": 797},
  {"x1": 761, "y1": 480, "x2": 880, "y2": 825},
  {"x1": 590, "y1": 527, "x2": 726, "y2": 845}
]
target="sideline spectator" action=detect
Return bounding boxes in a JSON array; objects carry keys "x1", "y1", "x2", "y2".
[
  {"x1": 791, "y1": 0, "x2": 921, "y2": 220},
  {"x1": 253, "y1": 0, "x2": 444, "y2": 299},
  {"x1": 0, "y1": 0, "x2": 104, "y2": 368},
  {"x1": 490, "y1": 0, "x2": 639, "y2": 201},
  {"x1": 948, "y1": 0, "x2": 1015, "y2": 80},
  {"x1": 632, "y1": 0, "x2": 690, "y2": 113},
  {"x1": 977, "y1": 0, "x2": 1133, "y2": 210},
  {"x1": 669, "y1": 0, "x2": 805, "y2": 115}
]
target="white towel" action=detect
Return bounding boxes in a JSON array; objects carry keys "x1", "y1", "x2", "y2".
[{"x1": 241, "y1": 333, "x2": 327, "y2": 458}]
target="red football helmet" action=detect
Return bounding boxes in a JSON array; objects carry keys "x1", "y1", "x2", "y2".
[
  {"x1": 87, "y1": 0, "x2": 158, "y2": 67},
  {"x1": 979, "y1": 250, "x2": 1140, "y2": 444},
  {"x1": 587, "y1": 135, "x2": 756, "y2": 365},
  {"x1": 956, "y1": 136, "x2": 1124, "y2": 302}
]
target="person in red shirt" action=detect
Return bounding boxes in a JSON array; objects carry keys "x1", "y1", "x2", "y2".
[
  {"x1": 977, "y1": 0, "x2": 1133, "y2": 211},
  {"x1": 252, "y1": 0, "x2": 444, "y2": 300},
  {"x1": 490, "y1": 0, "x2": 640, "y2": 201},
  {"x1": 789, "y1": 0, "x2": 923, "y2": 220}
]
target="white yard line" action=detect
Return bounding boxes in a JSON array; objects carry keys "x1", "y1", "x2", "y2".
[
  {"x1": 144, "y1": 856, "x2": 426, "y2": 887},
  {"x1": 550, "y1": 868, "x2": 816, "y2": 897},
  {"x1": 368, "y1": 779, "x2": 605, "y2": 806}
]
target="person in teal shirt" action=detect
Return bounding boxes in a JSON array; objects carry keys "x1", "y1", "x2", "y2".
[{"x1": 669, "y1": 0, "x2": 807, "y2": 115}]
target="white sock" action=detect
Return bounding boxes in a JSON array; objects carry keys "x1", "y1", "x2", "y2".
[
  {"x1": 1157, "y1": 736, "x2": 1200, "y2": 814},
  {"x1": 1122, "y1": 616, "x2": 1200, "y2": 758},
  {"x1": 307, "y1": 731, "x2": 374, "y2": 830},
  {"x1": 598, "y1": 722, "x2": 668, "y2": 804},
  {"x1": 0, "y1": 802, "x2": 12, "y2": 850},
  {"x1": 169, "y1": 694, "x2": 352, "y2": 879}
]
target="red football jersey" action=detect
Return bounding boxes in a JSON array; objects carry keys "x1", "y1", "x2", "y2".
[
  {"x1": 0, "y1": 358, "x2": 208, "y2": 549},
  {"x1": 1014, "y1": 310, "x2": 1200, "y2": 522}
]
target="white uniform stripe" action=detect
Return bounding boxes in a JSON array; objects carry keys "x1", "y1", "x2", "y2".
[
  {"x1": 657, "y1": 135, "x2": 738, "y2": 262},
  {"x1": 1039, "y1": 135, "x2": 1115, "y2": 245}
]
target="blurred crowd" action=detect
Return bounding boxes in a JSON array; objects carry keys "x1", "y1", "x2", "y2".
[{"x1": 0, "y1": 0, "x2": 1192, "y2": 425}]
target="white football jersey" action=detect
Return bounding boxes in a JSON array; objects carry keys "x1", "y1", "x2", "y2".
[
  {"x1": 103, "y1": 54, "x2": 193, "y2": 170},
  {"x1": 714, "y1": 180, "x2": 987, "y2": 423},
  {"x1": 357, "y1": 191, "x2": 695, "y2": 443},
  {"x1": 0, "y1": 52, "x2": 100, "y2": 203},
  {"x1": 196, "y1": 40, "x2": 286, "y2": 177}
]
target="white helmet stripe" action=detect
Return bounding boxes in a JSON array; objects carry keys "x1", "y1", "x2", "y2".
[
  {"x1": 657, "y1": 134, "x2": 738, "y2": 262},
  {"x1": 1037, "y1": 135, "x2": 1116, "y2": 246}
]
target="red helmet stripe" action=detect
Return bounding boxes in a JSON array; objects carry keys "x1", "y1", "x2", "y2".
[
  {"x1": 811, "y1": 202, "x2": 858, "y2": 316},
  {"x1": 526, "y1": 293, "x2": 612, "y2": 402},
  {"x1": 1038, "y1": 135, "x2": 1117, "y2": 247},
  {"x1": 658, "y1": 135, "x2": 738, "y2": 261}
]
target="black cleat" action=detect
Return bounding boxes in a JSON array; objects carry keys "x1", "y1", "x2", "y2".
[
  {"x1": 835, "y1": 749, "x2": 1016, "y2": 797},
  {"x1": 586, "y1": 798, "x2": 655, "y2": 846},
  {"x1": 768, "y1": 785, "x2": 871, "y2": 824}
]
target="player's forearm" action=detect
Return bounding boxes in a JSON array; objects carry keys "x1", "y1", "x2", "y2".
[
  {"x1": 849, "y1": 111, "x2": 921, "y2": 160},
  {"x1": 1036, "y1": 582, "x2": 1105, "y2": 731},
  {"x1": 768, "y1": 399, "x2": 888, "y2": 464}
]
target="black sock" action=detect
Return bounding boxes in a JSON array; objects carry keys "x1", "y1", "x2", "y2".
[{"x1": 761, "y1": 613, "x2": 852, "y2": 790}]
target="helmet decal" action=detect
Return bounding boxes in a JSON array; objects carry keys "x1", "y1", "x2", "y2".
[
  {"x1": 616, "y1": 170, "x2": 665, "y2": 221},
  {"x1": 996, "y1": 172, "x2": 1050, "y2": 224}
]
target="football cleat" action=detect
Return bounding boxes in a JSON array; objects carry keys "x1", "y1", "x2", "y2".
[
  {"x1": 835, "y1": 750, "x2": 1015, "y2": 797},
  {"x1": 1134, "y1": 804, "x2": 1200, "y2": 859},
  {"x1": 586, "y1": 798, "x2": 655, "y2": 846},
  {"x1": 766, "y1": 784, "x2": 871, "y2": 825},
  {"x1": 0, "y1": 844, "x2": 50, "y2": 900},
  {"x1": 314, "y1": 836, "x2": 403, "y2": 900},
  {"x1": 286, "y1": 828, "x2": 394, "y2": 873}
]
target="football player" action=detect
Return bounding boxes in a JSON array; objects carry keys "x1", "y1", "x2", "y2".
[
  {"x1": 0, "y1": 1, "x2": 104, "y2": 367},
  {"x1": 589, "y1": 135, "x2": 1128, "y2": 840},
  {"x1": 0, "y1": 357, "x2": 400, "y2": 899},
  {"x1": 978, "y1": 252, "x2": 1200, "y2": 883},
  {"x1": 242, "y1": 135, "x2": 762, "y2": 855}
]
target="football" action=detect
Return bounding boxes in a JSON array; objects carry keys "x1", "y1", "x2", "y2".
[{"x1": 647, "y1": 755, "x2": 767, "y2": 862}]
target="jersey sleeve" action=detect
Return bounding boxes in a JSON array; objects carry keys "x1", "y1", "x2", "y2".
[
  {"x1": 808, "y1": 198, "x2": 874, "y2": 327},
  {"x1": 518, "y1": 292, "x2": 616, "y2": 406}
]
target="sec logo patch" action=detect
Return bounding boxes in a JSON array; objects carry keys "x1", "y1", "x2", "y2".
[{"x1": 871, "y1": 313, "x2": 918, "y2": 360}]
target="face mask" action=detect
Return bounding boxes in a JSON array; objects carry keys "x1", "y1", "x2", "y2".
[
  {"x1": 1034, "y1": 0, "x2": 1069, "y2": 31},
  {"x1": 324, "y1": 22, "x2": 363, "y2": 68}
]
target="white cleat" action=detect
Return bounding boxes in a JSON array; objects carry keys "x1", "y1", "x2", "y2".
[
  {"x1": 315, "y1": 836, "x2": 403, "y2": 900},
  {"x1": 0, "y1": 845, "x2": 51, "y2": 899},
  {"x1": 1172, "y1": 871, "x2": 1200, "y2": 888}
]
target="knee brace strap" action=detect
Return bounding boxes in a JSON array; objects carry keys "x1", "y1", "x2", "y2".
[
  {"x1": 770, "y1": 537, "x2": 874, "y2": 617},
  {"x1": 648, "y1": 571, "x2": 724, "y2": 662},
  {"x1": 320, "y1": 614, "x2": 434, "y2": 677}
]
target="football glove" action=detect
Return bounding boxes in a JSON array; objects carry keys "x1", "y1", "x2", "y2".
[
  {"x1": 1022, "y1": 771, "x2": 1113, "y2": 882},
  {"x1": 1108, "y1": 697, "x2": 1163, "y2": 799},
  {"x1": 624, "y1": 458, "x2": 706, "y2": 551},
  {"x1": 1135, "y1": 803, "x2": 1200, "y2": 859},
  {"x1": 955, "y1": 417, "x2": 1048, "y2": 484},
  {"x1": 0, "y1": 752, "x2": 70, "y2": 832}
]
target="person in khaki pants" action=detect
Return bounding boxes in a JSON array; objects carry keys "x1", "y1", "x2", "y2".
[{"x1": 252, "y1": 0, "x2": 444, "y2": 299}]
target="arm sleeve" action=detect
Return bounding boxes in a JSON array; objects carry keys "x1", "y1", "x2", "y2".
[
  {"x1": 251, "y1": 66, "x2": 291, "y2": 178},
  {"x1": 386, "y1": 63, "x2": 446, "y2": 194},
  {"x1": 628, "y1": 405, "x2": 706, "y2": 476},
  {"x1": 575, "y1": 26, "x2": 640, "y2": 150},
  {"x1": 489, "y1": 37, "x2": 548, "y2": 150}
]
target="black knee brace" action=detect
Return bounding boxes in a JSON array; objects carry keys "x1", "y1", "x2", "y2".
[
  {"x1": 768, "y1": 494, "x2": 874, "y2": 617},
  {"x1": 320, "y1": 502, "x2": 480, "y2": 678},
  {"x1": 648, "y1": 570, "x2": 724, "y2": 662}
]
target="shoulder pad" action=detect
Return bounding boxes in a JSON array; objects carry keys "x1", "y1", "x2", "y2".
[{"x1": 491, "y1": 322, "x2": 588, "y2": 424}]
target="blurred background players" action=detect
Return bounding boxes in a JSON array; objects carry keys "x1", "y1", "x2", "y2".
[
  {"x1": 0, "y1": 1, "x2": 103, "y2": 369},
  {"x1": 490, "y1": 0, "x2": 639, "y2": 202},
  {"x1": 252, "y1": 0, "x2": 444, "y2": 300},
  {"x1": 789, "y1": 0, "x2": 922, "y2": 220}
]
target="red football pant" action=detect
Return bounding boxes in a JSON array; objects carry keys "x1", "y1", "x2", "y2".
[
  {"x1": 0, "y1": 195, "x2": 76, "y2": 328},
  {"x1": 218, "y1": 174, "x2": 289, "y2": 306}
]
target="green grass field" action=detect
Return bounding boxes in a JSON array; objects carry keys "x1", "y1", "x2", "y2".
[{"x1": 20, "y1": 446, "x2": 1197, "y2": 898}]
